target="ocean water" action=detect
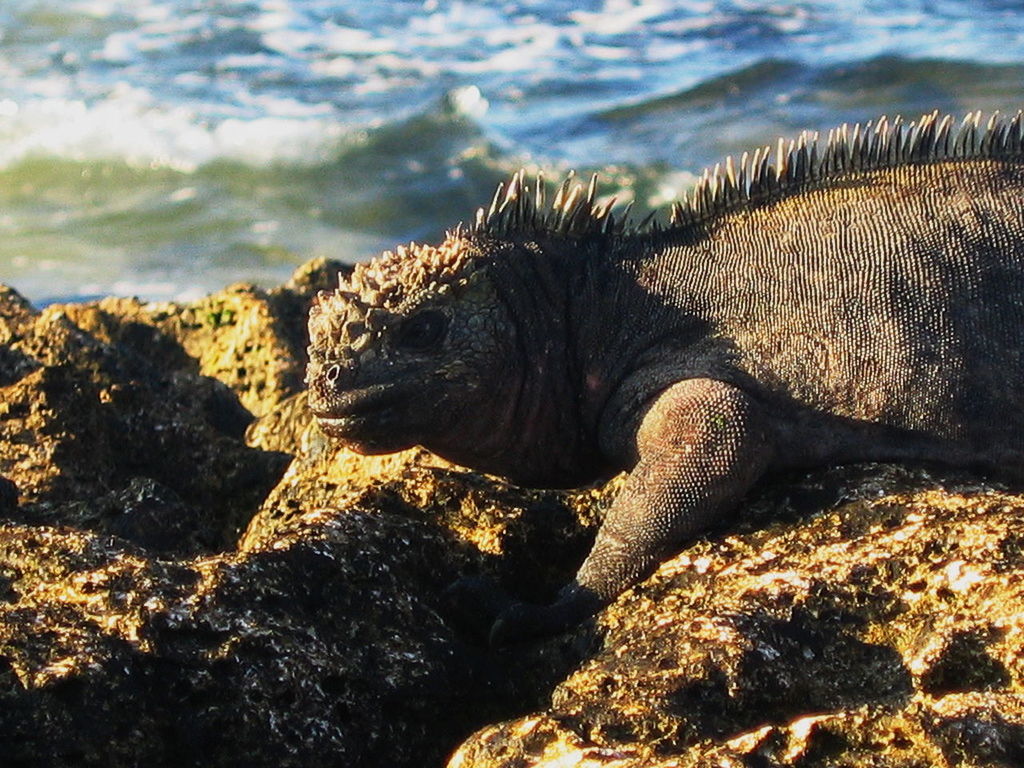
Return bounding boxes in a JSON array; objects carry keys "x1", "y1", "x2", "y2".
[{"x1": 2, "y1": 0, "x2": 1024, "y2": 303}]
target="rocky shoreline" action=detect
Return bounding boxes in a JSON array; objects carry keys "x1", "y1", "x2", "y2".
[{"x1": 1, "y1": 262, "x2": 1022, "y2": 767}]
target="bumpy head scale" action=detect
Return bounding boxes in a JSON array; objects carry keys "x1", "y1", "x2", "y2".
[{"x1": 309, "y1": 233, "x2": 489, "y2": 359}]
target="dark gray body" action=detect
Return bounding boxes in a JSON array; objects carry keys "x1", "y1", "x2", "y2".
[
  {"x1": 584, "y1": 159, "x2": 1024, "y2": 470},
  {"x1": 306, "y1": 112, "x2": 1024, "y2": 643}
]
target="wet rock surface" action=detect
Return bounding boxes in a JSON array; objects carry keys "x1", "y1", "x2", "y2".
[
  {"x1": 0, "y1": 263, "x2": 590, "y2": 767},
  {"x1": 1, "y1": 264, "x2": 1023, "y2": 767},
  {"x1": 450, "y1": 465, "x2": 1024, "y2": 768}
]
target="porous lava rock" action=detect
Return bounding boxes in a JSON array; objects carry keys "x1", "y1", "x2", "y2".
[
  {"x1": 449, "y1": 465, "x2": 1024, "y2": 768},
  {"x1": 2, "y1": 261, "x2": 1023, "y2": 768},
  {"x1": 0, "y1": 261, "x2": 589, "y2": 767}
]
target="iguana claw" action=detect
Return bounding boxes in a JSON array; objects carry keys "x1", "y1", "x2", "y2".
[{"x1": 489, "y1": 586, "x2": 603, "y2": 647}]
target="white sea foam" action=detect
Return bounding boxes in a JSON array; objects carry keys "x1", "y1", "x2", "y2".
[
  {"x1": 448, "y1": 86, "x2": 489, "y2": 119},
  {"x1": 3, "y1": 0, "x2": 1024, "y2": 304},
  {"x1": 4, "y1": 0, "x2": 1020, "y2": 173},
  {"x1": 319, "y1": 24, "x2": 397, "y2": 56},
  {"x1": 569, "y1": 0, "x2": 673, "y2": 35},
  {"x1": 0, "y1": 86, "x2": 347, "y2": 171}
]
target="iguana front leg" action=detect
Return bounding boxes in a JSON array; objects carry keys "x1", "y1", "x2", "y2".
[{"x1": 491, "y1": 378, "x2": 775, "y2": 644}]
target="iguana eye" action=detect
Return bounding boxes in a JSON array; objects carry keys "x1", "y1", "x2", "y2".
[{"x1": 396, "y1": 310, "x2": 448, "y2": 351}]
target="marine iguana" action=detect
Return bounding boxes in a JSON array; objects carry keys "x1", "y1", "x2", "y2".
[{"x1": 306, "y1": 109, "x2": 1024, "y2": 644}]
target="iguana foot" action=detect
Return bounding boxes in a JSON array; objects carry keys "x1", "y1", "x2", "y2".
[
  {"x1": 489, "y1": 586, "x2": 603, "y2": 646},
  {"x1": 441, "y1": 575, "x2": 518, "y2": 642}
]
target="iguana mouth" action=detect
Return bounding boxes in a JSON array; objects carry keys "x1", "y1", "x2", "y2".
[{"x1": 311, "y1": 383, "x2": 408, "y2": 436}]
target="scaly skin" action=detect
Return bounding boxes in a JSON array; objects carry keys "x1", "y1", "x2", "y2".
[{"x1": 307, "y1": 110, "x2": 1024, "y2": 644}]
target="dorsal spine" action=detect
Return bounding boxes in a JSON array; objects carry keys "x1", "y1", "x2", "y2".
[{"x1": 473, "y1": 109, "x2": 1024, "y2": 240}]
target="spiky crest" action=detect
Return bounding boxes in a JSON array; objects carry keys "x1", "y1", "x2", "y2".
[
  {"x1": 335, "y1": 235, "x2": 483, "y2": 313},
  {"x1": 472, "y1": 169, "x2": 633, "y2": 239},
  {"x1": 315, "y1": 108, "x2": 1024, "y2": 329},
  {"x1": 472, "y1": 109, "x2": 1024, "y2": 238}
]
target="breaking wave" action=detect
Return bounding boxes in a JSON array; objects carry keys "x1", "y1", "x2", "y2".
[{"x1": 1, "y1": 0, "x2": 1024, "y2": 302}]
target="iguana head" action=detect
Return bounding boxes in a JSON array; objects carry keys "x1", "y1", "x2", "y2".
[
  {"x1": 306, "y1": 171, "x2": 631, "y2": 485},
  {"x1": 306, "y1": 231, "x2": 516, "y2": 457}
]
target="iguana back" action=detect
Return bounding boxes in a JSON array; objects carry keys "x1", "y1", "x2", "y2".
[{"x1": 597, "y1": 157, "x2": 1024, "y2": 456}]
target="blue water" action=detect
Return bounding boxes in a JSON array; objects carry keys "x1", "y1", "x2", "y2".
[{"x1": 2, "y1": 0, "x2": 1024, "y2": 303}]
